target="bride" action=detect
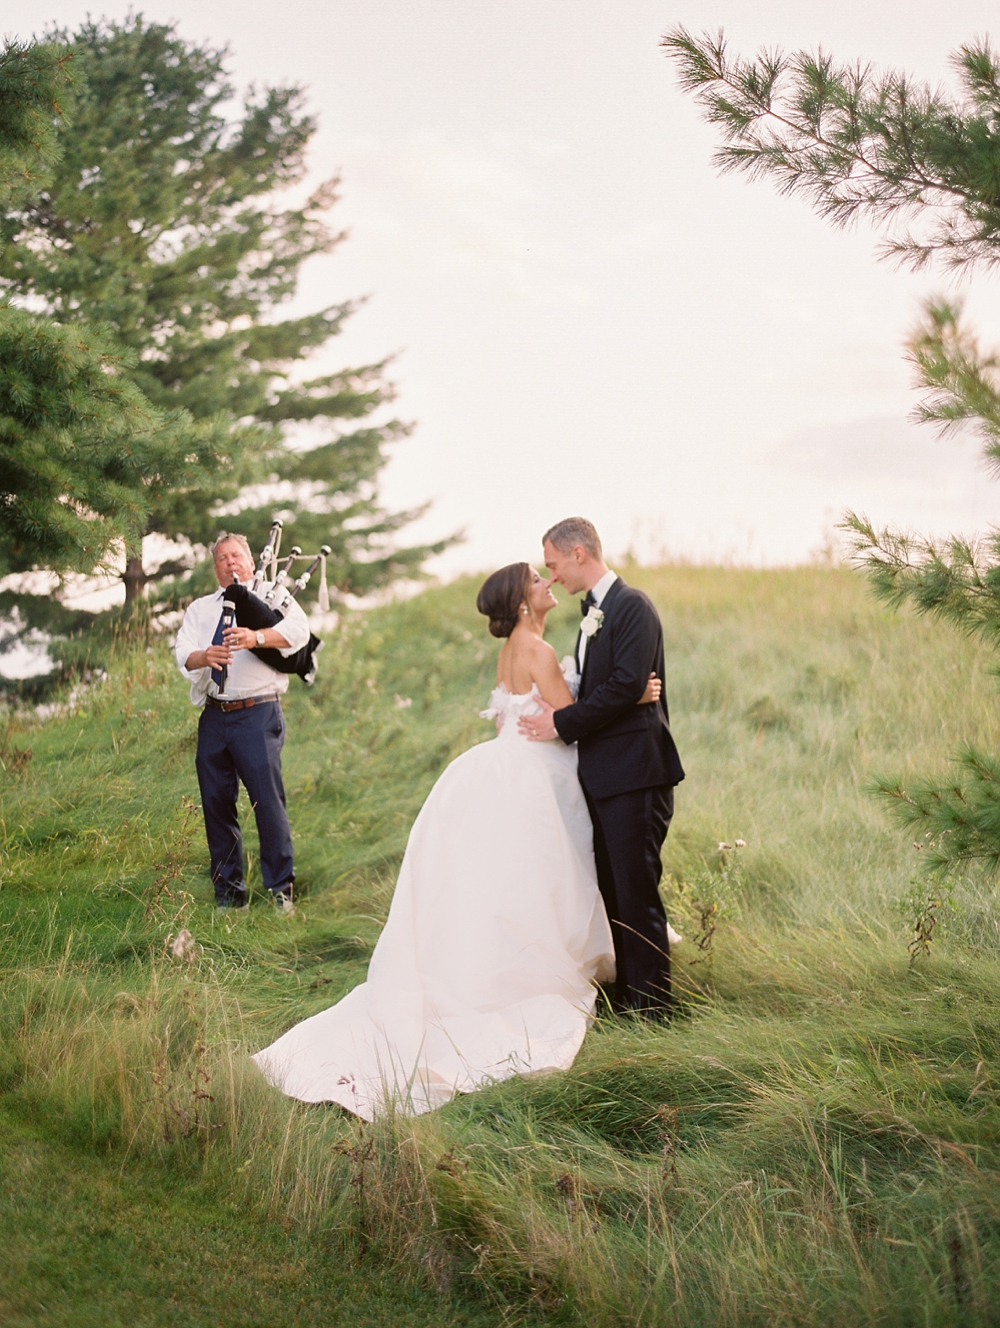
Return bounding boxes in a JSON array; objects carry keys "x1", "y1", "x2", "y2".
[{"x1": 252, "y1": 563, "x2": 661, "y2": 1119}]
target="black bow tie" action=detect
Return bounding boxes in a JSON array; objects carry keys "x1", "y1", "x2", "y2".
[{"x1": 581, "y1": 592, "x2": 595, "y2": 616}]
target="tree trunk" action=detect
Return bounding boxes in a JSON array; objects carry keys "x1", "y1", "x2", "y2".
[{"x1": 123, "y1": 554, "x2": 146, "y2": 607}]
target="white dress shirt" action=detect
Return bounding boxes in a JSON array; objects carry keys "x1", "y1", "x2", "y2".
[
  {"x1": 174, "y1": 584, "x2": 312, "y2": 706},
  {"x1": 577, "y1": 569, "x2": 618, "y2": 673}
]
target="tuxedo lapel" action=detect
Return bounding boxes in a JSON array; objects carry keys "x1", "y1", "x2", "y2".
[{"x1": 599, "y1": 577, "x2": 625, "y2": 615}]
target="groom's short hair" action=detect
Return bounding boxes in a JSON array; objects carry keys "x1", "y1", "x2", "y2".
[{"x1": 543, "y1": 517, "x2": 602, "y2": 560}]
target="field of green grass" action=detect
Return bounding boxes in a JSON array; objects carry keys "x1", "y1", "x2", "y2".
[{"x1": 2, "y1": 564, "x2": 999, "y2": 1326}]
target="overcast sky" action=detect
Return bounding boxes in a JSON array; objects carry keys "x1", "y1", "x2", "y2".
[{"x1": 6, "y1": 0, "x2": 999, "y2": 575}]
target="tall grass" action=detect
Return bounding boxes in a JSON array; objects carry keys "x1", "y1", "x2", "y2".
[{"x1": 2, "y1": 565, "x2": 1000, "y2": 1324}]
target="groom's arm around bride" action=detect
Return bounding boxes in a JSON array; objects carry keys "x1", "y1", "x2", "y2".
[{"x1": 519, "y1": 517, "x2": 684, "y2": 1017}]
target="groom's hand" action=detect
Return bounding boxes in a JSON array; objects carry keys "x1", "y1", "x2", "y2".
[{"x1": 518, "y1": 696, "x2": 558, "y2": 742}]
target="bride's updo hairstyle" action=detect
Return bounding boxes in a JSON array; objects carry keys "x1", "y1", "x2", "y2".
[{"x1": 476, "y1": 562, "x2": 532, "y2": 638}]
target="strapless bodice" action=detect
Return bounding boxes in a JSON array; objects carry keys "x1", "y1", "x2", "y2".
[
  {"x1": 480, "y1": 682, "x2": 541, "y2": 718},
  {"x1": 479, "y1": 658, "x2": 580, "y2": 740}
]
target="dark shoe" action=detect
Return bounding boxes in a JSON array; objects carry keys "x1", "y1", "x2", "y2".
[
  {"x1": 216, "y1": 889, "x2": 248, "y2": 912},
  {"x1": 629, "y1": 1002, "x2": 672, "y2": 1026}
]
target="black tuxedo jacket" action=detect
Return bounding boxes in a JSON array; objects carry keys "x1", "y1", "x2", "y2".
[{"x1": 553, "y1": 578, "x2": 685, "y2": 799}]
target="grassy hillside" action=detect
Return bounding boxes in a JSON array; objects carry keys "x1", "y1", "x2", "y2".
[{"x1": 2, "y1": 564, "x2": 999, "y2": 1326}]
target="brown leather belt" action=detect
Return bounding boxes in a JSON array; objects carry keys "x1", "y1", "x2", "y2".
[{"x1": 205, "y1": 694, "x2": 281, "y2": 713}]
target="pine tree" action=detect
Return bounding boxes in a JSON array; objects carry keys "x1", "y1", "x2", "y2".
[
  {"x1": 0, "y1": 311, "x2": 217, "y2": 579},
  {"x1": 0, "y1": 38, "x2": 71, "y2": 211},
  {"x1": 664, "y1": 29, "x2": 1000, "y2": 873},
  {"x1": 2, "y1": 15, "x2": 448, "y2": 606},
  {"x1": 0, "y1": 40, "x2": 209, "y2": 582}
]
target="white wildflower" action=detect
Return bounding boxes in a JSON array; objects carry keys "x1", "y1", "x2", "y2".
[
  {"x1": 169, "y1": 929, "x2": 197, "y2": 962},
  {"x1": 393, "y1": 694, "x2": 412, "y2": 709}
]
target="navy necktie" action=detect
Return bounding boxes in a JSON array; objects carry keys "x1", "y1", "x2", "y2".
[{"x1": 209, "y1": 608, "x2": 226, "y2": 688}]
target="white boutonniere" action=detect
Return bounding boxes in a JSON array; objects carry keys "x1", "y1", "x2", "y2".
[{"x1": 580, "y1": 606, "x2": 604, "y2": 638}]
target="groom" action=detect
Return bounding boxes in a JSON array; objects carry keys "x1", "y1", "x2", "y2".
[{"x1": 519, "y1": 517, "x2": 684, "y2": 1016}]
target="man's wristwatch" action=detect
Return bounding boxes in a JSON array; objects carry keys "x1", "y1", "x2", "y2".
[{"x1": 255, "y1": 630, "x2": 266, "y2": 647}]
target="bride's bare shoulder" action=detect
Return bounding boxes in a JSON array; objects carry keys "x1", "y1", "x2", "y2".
[
  {"x1": 512, "y1": 634, "x2": 557, "y2": 669},
  {"x1": 526, "y1": 634, "x2": 557, "y2": 658},
  {"x1": 498, "y1": 631, "x2": 559, "y2": 691},
  {"x1": 524, "y1": 636, "x2": 565, "y2": 683}
]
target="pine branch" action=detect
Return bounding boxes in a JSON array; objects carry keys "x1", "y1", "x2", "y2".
[
  {"x1": 841, "y1": 513, "x2": 1000, "y2": 649},
  {"x1": 907, "y1": 299, "x2": 1000, "y2": 476},
  {"x1": 0, "y1": 40, "x2": 78, "y2": 211},
  {"x1": 662, "y1": 27, "x2": 1000, "y2": 269},
  {"x1": 872, "y1": 746, "x2": 1000, "y2": 873}
]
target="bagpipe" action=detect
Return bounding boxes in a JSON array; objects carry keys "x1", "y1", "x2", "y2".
[{"x1": 223, "y1": 520, "x2": 331, "y2": 688}]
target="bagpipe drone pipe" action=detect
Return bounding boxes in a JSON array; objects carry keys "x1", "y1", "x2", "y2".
[{"x1": 224, "y1": 521, "x2": 331, "y2": 686}]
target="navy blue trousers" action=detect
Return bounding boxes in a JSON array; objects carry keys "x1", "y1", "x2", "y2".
[
  {"x1": 585, "y1": 784, "x2": 674, "y2": 1014},
  {"x1": 195, "y1": 700, "x2": 294, "y2": 904}
]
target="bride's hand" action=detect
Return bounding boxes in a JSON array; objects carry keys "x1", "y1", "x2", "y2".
[{"x1": 640, "y1": 673, "x2": 661, "y2": 705}]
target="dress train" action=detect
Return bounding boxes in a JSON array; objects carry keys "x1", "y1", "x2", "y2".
[{"x1": 252, "y1": 684, "x2": 615, "y2": 1119}]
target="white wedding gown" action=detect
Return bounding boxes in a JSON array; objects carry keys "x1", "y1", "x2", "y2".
[{"x1": 252, "y1": 676, "x2": 615, "y2": 1120}]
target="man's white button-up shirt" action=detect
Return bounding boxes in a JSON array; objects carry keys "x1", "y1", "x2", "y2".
[
  {"x1": 174, "y1": 584, "x2": 312, "y2": 706},
  {"x1": 577, "y1": 569, "x2": 618, "y2": 674}
]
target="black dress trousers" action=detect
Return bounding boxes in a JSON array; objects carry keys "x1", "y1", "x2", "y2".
[
  {"x1": 585, "y1": 783, "x2": 674, "y2": 1013},
  {"x1": 195, "y1": 700, "x2": 294, "y2": 903}
]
